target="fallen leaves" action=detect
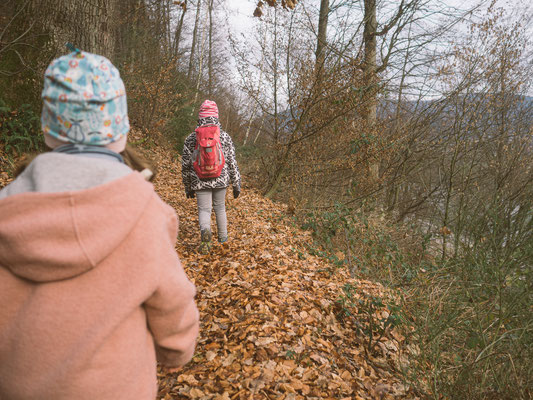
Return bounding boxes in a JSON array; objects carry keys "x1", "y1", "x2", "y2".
[
  {"x1": 0, "y1": 131, "x2": 419, "y2": 399},
  {"x1": 133, "y1": 135, "x2": 417, "y2": 399}
]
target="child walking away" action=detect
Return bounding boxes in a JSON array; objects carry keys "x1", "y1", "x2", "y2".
[
  {"x1": 182, "y1": 100, "x2": 241, "y2": 254},
  {"x1": 0, "y1": 49, "x2": 199, "y2": 400}
]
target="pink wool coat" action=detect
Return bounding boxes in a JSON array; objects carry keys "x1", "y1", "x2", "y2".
[{"x1": 0, "y1": 172, "x2": 199, "y2": 400}]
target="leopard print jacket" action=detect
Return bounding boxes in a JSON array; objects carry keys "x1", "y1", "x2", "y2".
[{"x1": 181, "y1": 117, "x2": 241, "y2": 193}]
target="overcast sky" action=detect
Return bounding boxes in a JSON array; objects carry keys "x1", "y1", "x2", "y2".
[
  {"x1": 222, "y1": 0, "x2": 532, "y2": 99},
  {"x1": 225, "y1": 0, "x2": 533, "y2": 31}
]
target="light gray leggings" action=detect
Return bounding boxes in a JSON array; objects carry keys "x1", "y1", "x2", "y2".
[{"x1": 196, "y1": 188, "x2": 227, "y2": 242}]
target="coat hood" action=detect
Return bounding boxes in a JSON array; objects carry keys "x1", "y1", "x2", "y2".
[{"x1": 0, "y1": 172, "x2": 153, "y2": 282}]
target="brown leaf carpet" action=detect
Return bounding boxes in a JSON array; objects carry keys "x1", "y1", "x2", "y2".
[{"x1": 146, "y1": 141, "x2": 416, "y2": 400}]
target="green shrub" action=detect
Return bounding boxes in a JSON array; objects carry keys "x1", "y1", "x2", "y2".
[
  {"x1": 301, "y1": 204, "x2": 423, "y2": 284},
  {"x1": 0, "y1": 99, "x2": 43, "y2": 157},
  {"x1": 164, "y1": 108, "x2": 196, "y2": 153},
  {"x1": 336, "y1": 282, "x2": 405, "y2": 355}
]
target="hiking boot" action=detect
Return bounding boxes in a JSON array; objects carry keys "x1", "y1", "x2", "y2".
[
  {"x1": 218, "y1": 237, "x2": 229, "y2": 250},
  {"x1": 198, "y1": 229, "x2": 212, "y2": 255}
]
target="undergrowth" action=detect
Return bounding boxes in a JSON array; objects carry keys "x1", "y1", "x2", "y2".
[
  {"x1": 0, "y1": 99, "x2": 43, "y2": 160},
  {"x1": 301, "y1": 204, "x2": 532, "y2": 399},
  {"x1": 0, "y1": 99, "x2": 43, "y2": 177}
]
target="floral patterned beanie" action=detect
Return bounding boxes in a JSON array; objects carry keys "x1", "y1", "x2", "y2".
[{"x1": 41, "y1": 49, "x2": 129, "y2": 152}]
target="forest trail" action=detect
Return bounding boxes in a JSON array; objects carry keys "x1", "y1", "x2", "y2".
[{"x1": 139, "y1": 133, "x2": 415, "y2": 400}]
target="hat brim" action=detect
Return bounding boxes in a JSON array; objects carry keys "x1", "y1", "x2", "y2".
[{"x1": 44, "y1": 132, "x2": 127, "y2": 153}]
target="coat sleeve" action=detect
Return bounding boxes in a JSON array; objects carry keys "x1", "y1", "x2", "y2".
[
  {"x1": 181, "y1": 134, "x2": 195, "y2": 194},
  {"x1": 144, "y1": 204, "x2": 199, "y2": 367},
  {"x1": 222, "y1": 131, "x2": 241, "y2": 189}
]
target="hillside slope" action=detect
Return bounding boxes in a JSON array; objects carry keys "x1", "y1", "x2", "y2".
[{"x1": 143, "y1": 137, "x2": 415, "y2": 400}]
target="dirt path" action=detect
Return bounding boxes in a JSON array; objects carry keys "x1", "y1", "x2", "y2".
[{"x1": 143, "y1": 140, "x2": 415, "y2": 400}]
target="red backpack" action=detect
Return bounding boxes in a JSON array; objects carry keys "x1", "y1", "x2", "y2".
[{"x1": 192, "y1": 125, "x2": 225, "y2": 179}]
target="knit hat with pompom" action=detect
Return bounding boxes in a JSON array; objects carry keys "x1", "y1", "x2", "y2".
[{"x1": 198, "y1": 100, "x2": 218, "y2": 119}]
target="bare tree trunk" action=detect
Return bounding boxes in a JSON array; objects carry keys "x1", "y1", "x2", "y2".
[
  {"x1": 78, "y1": 0, "x2": 115, "y2": 56},
  {"x1": 154, "y1": 0, "x2": 163, "y2": 51},
  {"x1": 253, "y1": 114, "x2": 266, "y2": 144},
  {"x1": 442, "y1": 143, "x2": 459, "y2": 260},
  {"x1": 243, "y1": 106, "x2": 256, "y2": 146},
  {"x1": 244, "y1": 53, "x2": 266, "y2": 145},
  {"x1": 190, "y1": 9, "x2": 208, "y2": 116},
  {"x1": 385, "y1": 23, "x2": 412, "y2": 212},
  {"x1": 315, "y1": 0, "x2": 329, "y2": 69},
  {"x1": 263, "y1": 7, "x2": 283, "y2": 198},
  {"x1": 173, "y1": 1, "x2": 187, "y2": 58},
  {"x1": 36, "y1": 0, "x2": 116, "y2": 58},
  {"x1": 273, "y1": 6, "x2": 279, "y2": 144},
  {"x1": 188, "y1": 0, "x2": 202, "y2": 79},
  {"x1": 362, "y1": 0, "x2": 379, "y2": 181},
  {"x1": 207, "y1": 0, "x2": 214, "y2": 96},
  {"x1": 243, "y1": 70, "x2": 264, "y2": 145},
  {"x1": 165, "y1": 0, "x2": 172, "y2": 53},
  {"x1": 153, "y1": 0, "x2": 172, "y2": 54}
]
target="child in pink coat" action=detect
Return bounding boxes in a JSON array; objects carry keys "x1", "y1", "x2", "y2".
[{"x1": 0, "y1": 49, "x2": 199, "y2": 400}]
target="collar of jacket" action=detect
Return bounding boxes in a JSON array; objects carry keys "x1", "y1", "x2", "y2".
[
  {"x1": 53, "y1": 143, "x2": 125, "y2": 164},
  {"x1": 197, "y1": 116, "x2": 222, "y2": 129}
]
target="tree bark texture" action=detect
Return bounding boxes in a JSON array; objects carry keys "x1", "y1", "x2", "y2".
[
  {"x1": 208, "y1": 0, "x2": 214, "y2": 96},
  {"x1": 173, "y1": 1, "x2": 187, "y2": 57},
  {"x1": 188, "y1": 0, "x2": 202, "y2": 79},
  {"x1": 362, "y1": 0, "x2": 379, "y2": 180},
  {"x1": 32, "y1": 0, "x2": 116, "y2": 58},
  {"x1": 315, "y1": 0, "x2": 329, "y2": 69},
  {"x1": 362, "y1": 0, "x2": 378, "y2": 126}
]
